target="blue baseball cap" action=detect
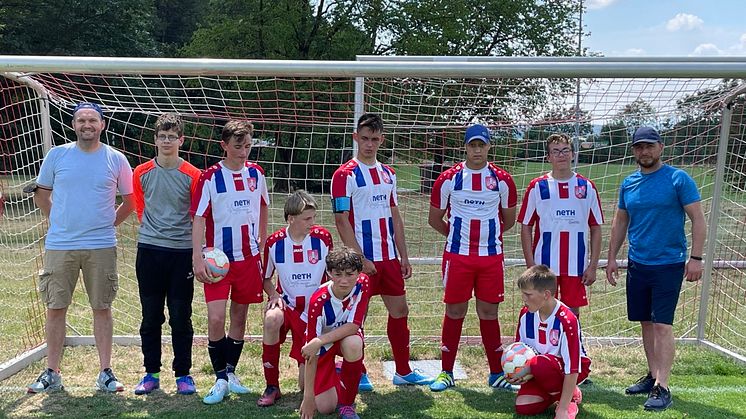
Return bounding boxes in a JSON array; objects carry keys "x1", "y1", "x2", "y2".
[
  {"x1": 632, "y1": 126, "x2": 662, "y2": 145},
  {"x1": 465, "y1": 124, "x2": 490, "y2": 144},
  {"x1": 73, "y1": 102, "x2": 104, "y2": 119}
]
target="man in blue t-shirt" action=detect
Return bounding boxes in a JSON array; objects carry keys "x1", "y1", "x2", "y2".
[
  {"x1": 606, "y1": 127, "x2": 706, "y2": 412},
  {"x1": 27, "y1": 102, "x2": 134, "y2": 394}
]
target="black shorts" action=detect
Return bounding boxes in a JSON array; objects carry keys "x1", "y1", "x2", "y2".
[{"x1": 625, "y1": 259, "x2": 685, "y2": 325}]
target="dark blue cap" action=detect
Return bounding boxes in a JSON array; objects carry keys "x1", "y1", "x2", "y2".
[
  {"x1": 73, "y1": 102, "x2": 104, "y2": 119},
  {"x1": 632, "y1": 126, "x2": 662, "y2": 145},
  {"x1": 464, "y1": 124, "x2": 490, "y2": 144}
]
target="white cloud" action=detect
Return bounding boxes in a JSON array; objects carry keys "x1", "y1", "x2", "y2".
[
  {"x1": 666, "y1": 13, "x2": 704, "y2": 31},
  {"x1": 586, "y1": 0, "x2": 618, "y2": 9},
  {"x1": 741, "y1": 33, "x2": 746, "y2": 45},
  {"x1": 691, "y1": 43, "x2": 723, "y2": 56}
]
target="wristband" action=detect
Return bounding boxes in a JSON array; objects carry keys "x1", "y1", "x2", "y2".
[{"x1": 690, "y1": 255, "x2": 703, "y2": 261}]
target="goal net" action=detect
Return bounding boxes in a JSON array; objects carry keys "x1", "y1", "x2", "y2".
[{"x1": 1, "y1": 58, "x2": 745, "y2": 376}]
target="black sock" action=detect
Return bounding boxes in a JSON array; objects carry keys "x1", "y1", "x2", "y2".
[
  {"x1": 208, "y1": 336, "x2": 227, "y2": 379},
  {"x1": 225, "y1": 336, "x2": 244, "y2": 372}
]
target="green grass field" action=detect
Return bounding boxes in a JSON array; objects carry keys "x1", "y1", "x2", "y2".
[{"x1": 1, "y1": 161, "x2": 745, "y2": 418}]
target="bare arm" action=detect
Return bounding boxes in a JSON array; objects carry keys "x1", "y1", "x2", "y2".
[
  {"x1": 428, "y1": 205, "x2": 449, "y2": 237},
  {"x1": 334, "y1": 212, "x2": 376, "y2": 275},
  {"x1": 191, "y1": 215, "x2": 211, "y2": 283},
  {"x1": 554, "y1": 373, "x2": 579, "y2": 419},
  {"x1": 391, "y1": 206, "x2": 411, "y2": 279},
  {"x1": 605, "y1": 208, "x2": 629, "y2": 286},
  {"x1": 33, "y1": 188, "x2": 53, "y2": 217},
  {"x1": 259, "y1": 201, "x2": 268, "y2": 247},
  {"x1": 302, "y1": 322, "x2": 360, "y2": 360},
  {"x1": 582, "y1": 225, "x2": 602, "y2": 286},
  {"x1": 520, "y1": 224, "x2": 535, "y2": 267},
  {"x1": 684, "y1": 201, "x2": 706, "y2": 282},
  {"x1": 114, "y1": 194, "x2": 134, "y2": 226},
  {"x1": 501, "y1": 206, "x2": 517, "y2": 232},
  {"x1": 300, "y1": 355, "x2": 318, "y2": 419}
]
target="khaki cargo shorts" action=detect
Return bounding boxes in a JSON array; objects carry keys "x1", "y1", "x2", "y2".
[{"x1": 38, "y1": 247, "x2": 118, "y2": 310}]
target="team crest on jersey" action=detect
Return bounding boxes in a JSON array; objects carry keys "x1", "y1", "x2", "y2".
[
  {"x1": 247, "y1": 177, "x2": 257, "y2": 191},
  {"x1": 486, "y1": 176, "x2": 497, "y2": 190},
  {"x1": 549, "y1": 329, "x2": 560, "y2": 346},
  {"x1": 307, "y1": 249, "x2": 319, "y2": 264},
  {"x1": 381, "y1": 170, "x2": 392, "y2": 184},
  {"x1": 575, "y1": 185, "x2": 587, "y2": 199}
]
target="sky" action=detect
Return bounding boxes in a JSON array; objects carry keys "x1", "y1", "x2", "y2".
[{"x1": 584, "y1": 0, "x2": 746, "y2": 56}]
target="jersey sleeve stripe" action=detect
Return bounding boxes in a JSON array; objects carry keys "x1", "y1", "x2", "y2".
[
  {"x1": 577, "y1": 232, "x2": 586, "y2": 275},
  {"x1": 214, "y1": 169, "x2": 227, "y2": 193},
  {"x1": 323, "y1": 299, "x2": 335, "y2": 326},
  {"x1": 275, "y1": 237, "x2": 285, "y2": 263},
  {"x1": 454, "y1": 171, "x2": 463, "y2": 191},
  {"x1": 222, "y1": 226, "x2": 234, "y2": 261},
  {"x1": 541, "y1": 231, "x2": 552, "y2": 267},
  {"x1": 353, "y1": 165, "x2": 366, "y2": 187},
  {"x1": 524, "y1": 311, "x2": 535, "y2": 339},
  {"x1": 361, "y1": 220, "x2": 374, "y2": 260},
  {"x1": 539, "y1": 179, "x2": 550, "y2": 200},
  {"x1": 488, "y1": 219, "x2": 498, "y2": 255},
  {"x1": 449, "y1": 217, "x2": 463, "y2": 254}
]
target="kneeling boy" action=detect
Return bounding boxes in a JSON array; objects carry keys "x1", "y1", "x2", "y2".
[
  {"x1": 258, "y1": 190, "x2": 332, "y2": 406},
  {"x1": 300, "y1": 247, "x2": 370, "y2": 419},
  {"x1": 509, "y1": 265, "x2": 591, "y2": 419}
]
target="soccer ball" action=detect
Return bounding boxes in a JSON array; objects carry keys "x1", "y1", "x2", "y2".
[
  {"x1": 202, "y1": 247, "x2": 229, "y2": 283},
  {"x1": 501, "y1": 342, "x2": 536, "y2": 381}
]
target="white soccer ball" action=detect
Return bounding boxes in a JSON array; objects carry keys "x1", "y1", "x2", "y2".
[
  {"x1": 501, "y1": 342, "x2": 536, "y2": 381},
  {"x1": 202, "y1": 247, "x2": 230, "y2": 283}
]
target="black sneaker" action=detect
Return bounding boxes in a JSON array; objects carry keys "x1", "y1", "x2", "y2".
[
  {"x1": 625, "y1": 373, "x2": 655, "y2": 395},
  {"x1": 644, "y1": 384, "x2": 673, "y2": 411}
]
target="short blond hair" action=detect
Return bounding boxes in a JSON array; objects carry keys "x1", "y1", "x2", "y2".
[
  {"x1": 517, "y1": 265, "x2": 557, "y2": 294},
  {"x1": 284, "y1": 190, "x2": 317, "y2": 221}
]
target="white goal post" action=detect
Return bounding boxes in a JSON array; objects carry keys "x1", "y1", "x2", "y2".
[{"x1": 1, "y1": 56, "x2": 745, "y2": 381}]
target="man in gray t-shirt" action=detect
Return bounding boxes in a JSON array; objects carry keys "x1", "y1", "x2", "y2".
[{"x1": 28, "y1": 102, "x2": 134, "y2": 394}]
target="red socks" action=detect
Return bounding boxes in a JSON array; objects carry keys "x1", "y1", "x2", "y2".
[
  {"x1": 262, "y1": 343, "x2": 281, "y2": 386},
  {"x1": 440, "y1": 315, "x2": 465, "y2": 372},
  {"x1": 480, "y1": 319, "x2": 503, "y2": 374},
  {"x1": 387, "y1": 315, "x2": 412, "y2": 375},
  {"x1": 339, "y1": 358, "x2": 363, "y2": 405}
]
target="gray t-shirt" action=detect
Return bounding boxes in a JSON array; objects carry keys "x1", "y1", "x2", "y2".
[
  {"x1": 133, "y1": 158, "x2": 201, "y2": 250},
  {"x1": 37, "y1": 142, "x2": 133, "y2": 250}
]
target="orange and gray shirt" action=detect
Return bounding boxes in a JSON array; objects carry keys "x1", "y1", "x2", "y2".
[{"x1": 133, "y1": 159, "x2": 201, "y2": 250}]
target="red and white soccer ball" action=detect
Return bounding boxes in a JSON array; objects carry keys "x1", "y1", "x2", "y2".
[
  {"x1": 202, "y1": 247, "x2": 229, "y2": 283},
  {"x1": 501, "y1": 342, "x2": 536, "y2": 381}
]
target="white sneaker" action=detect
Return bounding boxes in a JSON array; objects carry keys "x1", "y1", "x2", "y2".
[
  {"x1": 203, "y1": 379, "x2": 229, "y2": 405},
  {"x1": 27, "y1": 368, "x2": 64, "y2": 393},
  {"x1": 96, "y1": 368, "x2": 124, "y2": 392},
  {"x1": 227, "y1": 372, "x2": 250, "y2": 394}
]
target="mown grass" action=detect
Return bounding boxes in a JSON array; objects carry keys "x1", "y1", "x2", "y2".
[{"x1": 0, "y1": 343, "x2": 744, "y2": 418}]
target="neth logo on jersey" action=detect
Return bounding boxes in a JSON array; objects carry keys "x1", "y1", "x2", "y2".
[
  {"x1": 464, "y1": 199, "x2": 485, "y2": 206},
  {"x1": 372, "y1": 194, "x2": 388, "y2": 202},
  {"x1": 291, "y1": 273, "x2": 313, "y2": 280},
  {"x1": 234, "y1": 199, "x2": 251, "y2": 207},
  {"x1": 556, "y1": 209, "x2": 576, "y2": 216}
]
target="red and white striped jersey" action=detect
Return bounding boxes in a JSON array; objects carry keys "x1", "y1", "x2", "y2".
[
  {"x1": 263, "y1": 226, "x2": 333, "y2": 321},
  {"x1": 518, "y1": 172, "x2": 603, "y2": 276},
  {"x1": 515, "y1": 301, "x2": 589, "y2": 375},
  {"x1": 190, "y1": 161, "x2": 269, "y2": 261},
  {"x1": 430, "y1": 162, "x2": 517, "y2": 256},
  {"x1": 306, "y1": 274, "x2": 370, "y2": 356},
  {"x1": 331, "y1": 158, "x2": 399, "y2": 262}
]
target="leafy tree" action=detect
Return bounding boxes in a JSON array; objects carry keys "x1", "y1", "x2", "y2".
[{"x1": 0, "y1": 0, "x2": 160, "y2": 56}]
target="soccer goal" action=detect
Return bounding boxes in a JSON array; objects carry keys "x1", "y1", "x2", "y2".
[{"x1": 1, "y1": 56, "x2": 745, "y2": 380}]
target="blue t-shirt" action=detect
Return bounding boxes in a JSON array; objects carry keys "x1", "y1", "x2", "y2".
[
  {"x1": 37, "y1": 142, "x2": 133, "y2": 250},
  {"x1": 618, "y1": 164, "x2": 700, "y2": 265}
]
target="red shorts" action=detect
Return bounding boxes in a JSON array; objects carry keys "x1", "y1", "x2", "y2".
[
  {"x1": 204, "y1": 255, "x2": 263, "y2": 304},
  {"x1": 279, "y1": 307, "x2": 307, "y2": 364},
  {"x1": 517, "y1": 354, "x2": 591, "y2": 404},
  {"x1": 556, "y1": 275, "x2": 588, "y2": 308},
  {"x1": 314, "y1": 331, "x2": 365, "y2": 396},
  {"x1": 441, "y1": 253, "x2": 504, "y2": 304},
  {"x1": 368, "y1": 259, "x2": 405, "y2": 297}
]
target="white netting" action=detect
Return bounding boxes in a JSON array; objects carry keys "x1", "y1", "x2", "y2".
[{"x1": 1, "y1": 65, "x2": 744, "y2": 370}]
